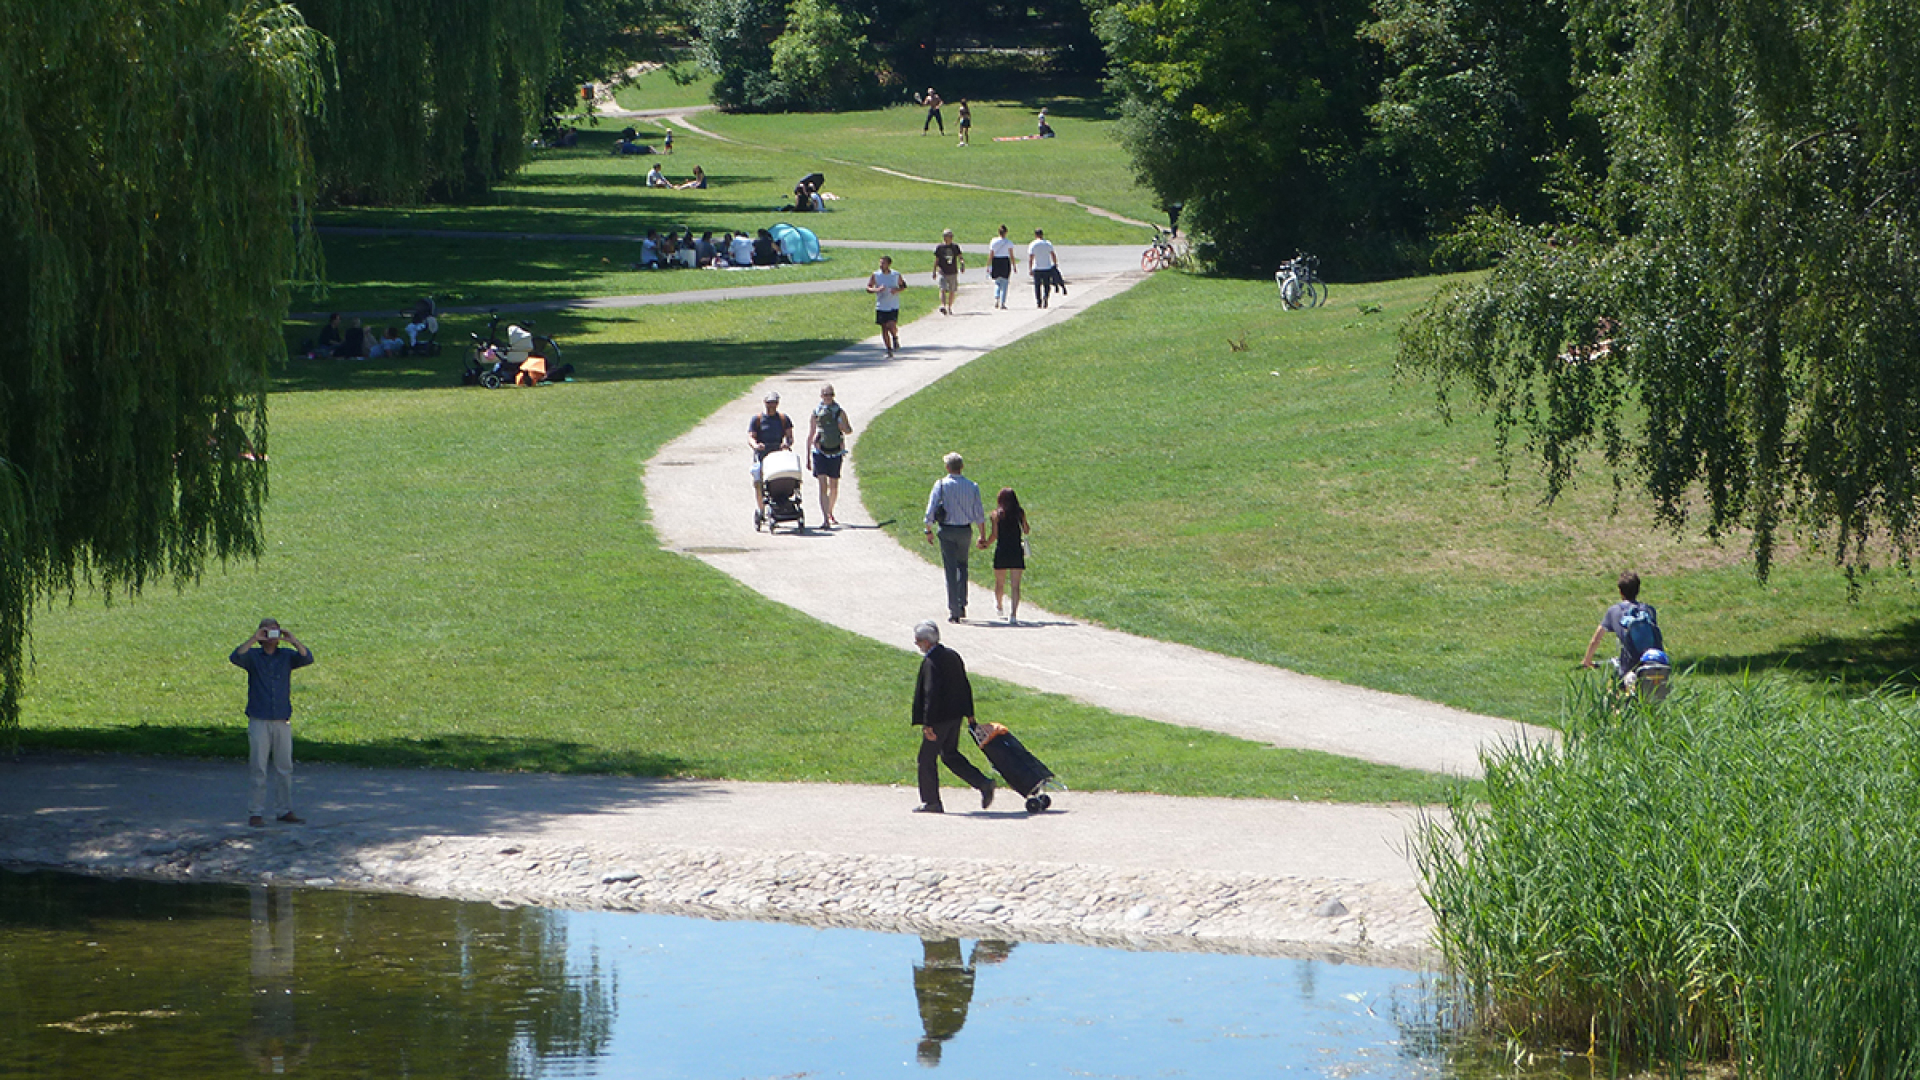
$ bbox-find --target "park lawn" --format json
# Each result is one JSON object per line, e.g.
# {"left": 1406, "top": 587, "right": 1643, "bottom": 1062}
{"left": 856, "top": 271, "right": 1920, "bottom": 724}
{"left": 608, "top": 63, "right": 716, "bottom": 112}
{"left": 695, "top": 97, "right": 1164, "bottom": 238}
{"left": 18, "top": 293, "right": 1457, "bottom": 806}
{"left": 315, "top": 107, "right": 1150, "bottom": 246}
{"left": 293, "top": 231, "right": 862, "bottom": 322}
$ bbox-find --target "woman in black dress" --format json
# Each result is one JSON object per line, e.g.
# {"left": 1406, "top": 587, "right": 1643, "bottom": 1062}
{"left": 979, "top": 487, "right": 1030, "bottom": 623}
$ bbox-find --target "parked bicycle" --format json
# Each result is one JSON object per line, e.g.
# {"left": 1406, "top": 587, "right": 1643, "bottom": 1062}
{"left": 1276, "top": 254, "right": 1326, "bottom": 309}
{"left": 1141, "top": 226, "right": 1179, "bottom": 272}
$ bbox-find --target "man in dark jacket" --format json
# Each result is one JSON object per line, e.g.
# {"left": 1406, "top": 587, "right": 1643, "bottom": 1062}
{"left": 910, "top": 621, "right": 996, "bottom": 813}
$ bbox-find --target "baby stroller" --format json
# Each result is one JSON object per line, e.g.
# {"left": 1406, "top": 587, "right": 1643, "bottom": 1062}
{"left": 755, "top": 448, "right": 806, "bottom": 532}
{"left": 462, "top": 314, "right": 571, "bottom": 388}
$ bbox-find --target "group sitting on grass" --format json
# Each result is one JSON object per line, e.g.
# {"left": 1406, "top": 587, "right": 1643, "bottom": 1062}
{"left": 633, "top": 227, "right": 785, "bottom": 270}
{"left": 301, "top": 315, "right": 410, "bottom": 360}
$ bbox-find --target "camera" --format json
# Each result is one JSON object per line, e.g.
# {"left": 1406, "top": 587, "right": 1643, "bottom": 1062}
{"left": 266, "top": 628, "right": 281, "bottom": 639}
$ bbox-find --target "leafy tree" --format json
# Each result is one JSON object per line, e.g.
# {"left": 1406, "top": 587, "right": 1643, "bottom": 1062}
{"left": 545, "top": 0, "right": 682, "bottom": 118}
{"left": 1361, "top": 0, "right": 1598, "bottom": 235}
{"left": 1399, "top": 0, "right": 1920, "bottom": 583}
{"left": 1091, "top": 0, "right": 1380, "bottom": 270}
{"left": 769, "top": 0, "right": 873, "bottom": 110}
{"left": 0, "top": 0, "right": 326, "bottom": 740}
{"left": 690, "top": 0, "right": 786, "bottom": 109}
{"left": 296, "top": 0, "right": 562, "bottom": 204}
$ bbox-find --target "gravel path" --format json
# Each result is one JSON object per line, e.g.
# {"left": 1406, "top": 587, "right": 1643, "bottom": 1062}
{"left": 3, "top": 239, "right": 1550, "bottom": 967}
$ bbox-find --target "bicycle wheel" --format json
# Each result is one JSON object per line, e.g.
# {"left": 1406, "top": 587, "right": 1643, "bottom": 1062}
{"left": 1278, "top": 274, "right": 1302, "bottom": 308}
{"left": 1142, "top": 247, "right": 1170, "bottom": 272}
{"left": 1304, "top": 279, "right": 1326, "bottom": 308}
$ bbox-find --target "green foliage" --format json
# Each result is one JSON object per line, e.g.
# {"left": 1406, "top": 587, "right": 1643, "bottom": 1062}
{"left": 768, "top": 0, "right": 875, "bottom": 110}
{"left": 1361, "top": 0, "right": 1598, "bottom": 235}
{"left": 1090, "top": 0, "right": 1382, "bottom": 271}
{"left": 547, "top": 0, "right": 680, "bottom": 117}
{"left": 297, "top": 0, "right": 563, "bottom": 204}
{"left": 1417, "top": 680, "right": 1920, "bottom": 1072}
{"left": 0, "top": 0, "right": 325, "bottom": 742}
{"left": 1399, "top": 0, "right": 1920, "bottom": 585}
{"left": 691, "top": 0, "right": 786, "bottom": 110}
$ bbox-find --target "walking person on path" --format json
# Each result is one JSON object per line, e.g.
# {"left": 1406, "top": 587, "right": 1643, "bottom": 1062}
{"left": 956, "top": 100, "right": 971, "bottom": 147}
{"left": 933, "top": 229, "right": 965, "bottom": 315}
{"left": 979, "top": 486, "right": 1031, "bottom": 623}
{"left": 230, "top": 618, "right": 314, "bottom": 828}
{"left": 924, "top": 453, "right": 988, "bottom": 623}
{"left": 1027, "top": 229, "right": 1062, "bottom": 309}
{"left": 868, "top": 255, "right": 906, "bottom": 356}
{"left": 909, "top": 620, "right": 996, "bottom": 814}
{"left": 808, "top": 383, "right": 854, "bottom": 528}
{"left": 987, "top": 225, "right": 1014, "bottom": 309}
{"left": 921, "top": 89, "right": 945, "bottom": 134}
{"left": 747, "top": 391, "right": 794, "bottom": 524}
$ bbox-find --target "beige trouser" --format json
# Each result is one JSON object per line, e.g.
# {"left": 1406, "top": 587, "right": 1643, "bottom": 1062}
{"left": 248, "top": 718, "right": 294, "bottom": 817}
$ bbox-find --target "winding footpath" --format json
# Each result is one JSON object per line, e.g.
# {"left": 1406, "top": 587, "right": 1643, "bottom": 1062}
{"left": 2, "top": 234, "right": 1553, "bottom": 966}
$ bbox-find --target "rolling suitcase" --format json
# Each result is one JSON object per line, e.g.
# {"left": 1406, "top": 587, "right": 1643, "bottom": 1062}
{"left": 969, "top": 720, "right": 1062, "bottom": 813}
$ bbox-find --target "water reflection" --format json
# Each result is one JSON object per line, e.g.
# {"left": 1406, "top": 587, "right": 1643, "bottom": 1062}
{"left": 0, "top": 868, "right": 1517, "bottom": 1078}
{"left": 240, "top": 886, "right": 310, "bottom": 1073}
{"left": 913, "top": 937, "right": 1014, "bottom": 1066}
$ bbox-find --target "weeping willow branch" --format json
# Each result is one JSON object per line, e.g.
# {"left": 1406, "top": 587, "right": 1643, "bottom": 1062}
{"left": 0, "top": 0, "right": 326, "bottom": 742}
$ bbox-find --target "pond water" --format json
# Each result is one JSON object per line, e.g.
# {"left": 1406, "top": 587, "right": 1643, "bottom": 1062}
{"left": 1, "top": 868, "right": 1506, "bottom": 1078}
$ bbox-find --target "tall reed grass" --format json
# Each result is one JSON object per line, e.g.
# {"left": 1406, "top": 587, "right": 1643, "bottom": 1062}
{"left": 1416, "top": 676, "right": 1920, "bottom": 1076}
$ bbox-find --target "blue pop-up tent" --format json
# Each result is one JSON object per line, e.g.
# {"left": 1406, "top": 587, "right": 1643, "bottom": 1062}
{"left": 769, "top": 223, "right": 821, "bottom": 263}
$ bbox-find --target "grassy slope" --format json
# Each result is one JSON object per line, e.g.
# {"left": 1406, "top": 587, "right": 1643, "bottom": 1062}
{"left": 23, "top": 292, "right": 1456, "bottom": 804}
{"left": 857, "top": 272, "right": 1920, "bottom": 724}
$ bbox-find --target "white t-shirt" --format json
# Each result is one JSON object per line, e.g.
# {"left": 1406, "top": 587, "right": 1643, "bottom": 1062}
{"left": 1027, "top": 238, "right": 1056, "bottom": 271}
{"left": 871, "top": 269, "right": 903, "bottom": 311}
{"left": 989, "top": 235, "right": 1014, "bottom": 259}
{"left": 730, "top": 235, "right": 754, "bottom": 264}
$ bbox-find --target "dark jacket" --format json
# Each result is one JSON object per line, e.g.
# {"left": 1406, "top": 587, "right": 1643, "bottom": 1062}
{"left": 912, "top": 643, "right": 973, "bottom": 726}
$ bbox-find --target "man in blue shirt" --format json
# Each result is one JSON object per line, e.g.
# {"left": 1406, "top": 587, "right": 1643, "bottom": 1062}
{"left": 924, "top": 452, "right": 988, "bottom": 622}
{"left": 230, "top": 618, "right": 315, "bottom": 827}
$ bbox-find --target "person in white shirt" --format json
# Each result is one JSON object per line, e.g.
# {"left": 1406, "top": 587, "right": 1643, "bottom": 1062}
{"left": 1026, "top": 229, "right": 1063, "bottom": 309}
{"left": 987, "top": 225, "right": 1015, "bottom": 309}
{"left": 868, "top": 255, "right": 906, "bottom": 357}
{"left": 730, "top": 231, "right": 755, "bottom": 266}
{"left": 646, "top": 163, "right": 671, "bottom": 188}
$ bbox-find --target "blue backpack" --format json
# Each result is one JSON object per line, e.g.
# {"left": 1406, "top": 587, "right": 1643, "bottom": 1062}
{"left": 1618, "top": 603, "right": 1663, "bottom": 663}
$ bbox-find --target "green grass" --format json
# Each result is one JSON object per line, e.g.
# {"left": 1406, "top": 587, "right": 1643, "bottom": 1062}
{"left": 1416, "top": 681, "right": 1920, "bottom": 1073}
{"left": 609, "top": 64, "right": 716, "bottom": 113}
{"left": 855, "top": 271, "right": 1920, "bottom": 724}
{"left": 21, "top": 292, "right": 1455, "bottom": 805}
{"left": 294, "top": 232, "right": 863, "bottom": 320}
{"left": 314, "top": 102, "right": 1155, "bottom": 245}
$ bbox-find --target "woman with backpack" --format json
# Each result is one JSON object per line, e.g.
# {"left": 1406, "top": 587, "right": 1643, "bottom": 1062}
{"left": 809, "top": 383, "right": 854, "bottom": 528}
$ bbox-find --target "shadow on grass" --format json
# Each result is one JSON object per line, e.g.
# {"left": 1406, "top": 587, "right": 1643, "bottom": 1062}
{"left": 272, "top": 330, "right": 871, "bottom": 394}
{"left": 1689, "top": 618, "right": 1920, "bottom": 693}
{"left": 18, "top": 727, "right": 698, "bottom": 778}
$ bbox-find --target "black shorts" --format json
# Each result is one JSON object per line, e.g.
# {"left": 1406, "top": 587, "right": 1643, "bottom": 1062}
{"left": 876, "top": 307, "right": 899, "bottom": 326}
{"left": 812, "top": 449, "right": 844, "bottom": 477}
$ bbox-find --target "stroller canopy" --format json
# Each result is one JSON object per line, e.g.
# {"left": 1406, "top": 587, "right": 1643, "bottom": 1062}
{"left": 769, "top": 223, "right": 821, "bottom": 263}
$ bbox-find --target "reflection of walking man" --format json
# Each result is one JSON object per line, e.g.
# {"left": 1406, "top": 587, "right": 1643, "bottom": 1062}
{"left": 913, "top": 937, "right": 1014, "bottom": 1066}
{"left": 231, "top": 618, "right": 314, "bottom": 828}
{"left": 910, "top": 620, "right": 995, "bottom": 814}
{"left": 923, "top": 453, "right": 988, "bottom": 622}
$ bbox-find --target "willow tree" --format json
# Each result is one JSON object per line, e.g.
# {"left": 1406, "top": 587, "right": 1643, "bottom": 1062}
{"left": 0, "top": 0, "right": 326, "bottom": 739}
{"left": 1399, "top": 0, "right": 1920, "bottom": 585}
{"left": 297, "top": 0, "right": 562, "bottom": 204}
